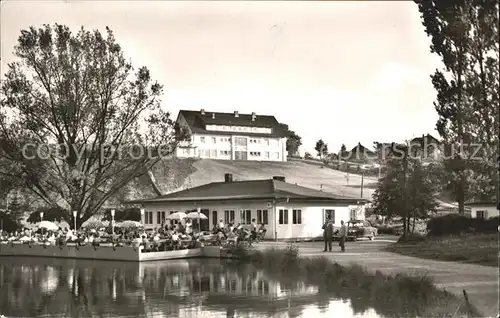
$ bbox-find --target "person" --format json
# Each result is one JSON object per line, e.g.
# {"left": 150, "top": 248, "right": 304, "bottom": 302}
{"left": 339, "top": 220, "right": 347, "bottom": 252}
{"left": 185, "top": 219, "right": 193, "bottom": 236}
{"left": 218, "top": 218, "right": 225, "bottom": 230}
{"left": 322, "top": 217, "right": 333, "bottom": 252}
{"left": 250, "top": 218, "right": 258, "bottom": 241}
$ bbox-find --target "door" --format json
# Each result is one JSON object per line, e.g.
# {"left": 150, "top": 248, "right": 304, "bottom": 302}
{"left": 235, "top": 151, "right": 248, "bottom": 160}
{"left": 277, "top": 208, "right": 290, "bottom": 239}
{"left": 200, "top": 209, "right": 210, "bottom": 231}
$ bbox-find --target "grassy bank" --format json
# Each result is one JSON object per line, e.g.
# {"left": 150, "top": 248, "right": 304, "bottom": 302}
{"left": 229, "top": 245, "right": 481, "bottom": 317}
{"left": 385, "top": 234, "right": 498, "bottom": 267}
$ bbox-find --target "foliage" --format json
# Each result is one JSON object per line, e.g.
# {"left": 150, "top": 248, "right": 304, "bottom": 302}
{"left": 427, "top": 214, "right": 499, "bottom": 236}
{"left": 240, "top": 247, "right": 479, "bottom": 317}
{"left": 0, "top": 211, "right": 21, "bottom": 233}
{"left": 279, "top": 123, "right": 302, "bottom": 156}
{"left": 101, "top": 207, "right": 141, "bottom": 222}
{"left": 304, "top": 152, "right": 313, "bottom": 160}
{"left": 0, "top": 24, "right": 187, "bottom": 229}
{"left": 372, "top": 157, "right": 440, "bottom": 230}
{"left": 3, "top": 191, "right": 27, "bottom": 224}
{"left": 415, "top": 0, "right": 499, "bottom": 214}
{"left": 114, "top": 220, "right": 142, "bottom": 229}
{"left": 81, "top": 219, "right": 109, "bottom": 231}
{"left": 27, "top": 205, "right": 67, "bottom": 223}
{"left": 314, "top": 139, "right": 328, "bottom": 159}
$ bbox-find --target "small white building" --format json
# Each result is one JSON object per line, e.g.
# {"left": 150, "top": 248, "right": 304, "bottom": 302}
{"left": 466, "top": 201, "right": 499, "bottom": 219}
{"left": 129, "top": 174, "right": 368, "bottom": 240}
{"left": 175, "top": 109, "right": 288, "bottom": 162}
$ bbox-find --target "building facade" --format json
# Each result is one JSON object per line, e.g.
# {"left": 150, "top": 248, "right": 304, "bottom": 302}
{"left": 466, "top": 202, "right": 498, "bottom": 219}
{"left": 175, "top": 109, "right": 288, "bottom": 162}
{"left": 129, "top": 174, "right": 368, "bottom": 240}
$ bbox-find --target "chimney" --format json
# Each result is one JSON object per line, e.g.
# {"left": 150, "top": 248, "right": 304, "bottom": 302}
{"left": 234, "top": 111, "right": 239, "bottom": 117}
{"left": 224, "top": 173, "right": 233, "bottom": 183}
{"left": 251, "top": 112, "right": 256, "bottom": 121}
{"left": 200, "top": 109, "right": 205, "bottom": 115}
{"left": 272, "top": 176, "right": 286, "bottom": 182}
{"left": 212, "top": 113, "right": 215, "bottom": 119}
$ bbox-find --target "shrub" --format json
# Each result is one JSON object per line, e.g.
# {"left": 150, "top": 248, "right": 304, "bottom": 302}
{"left": 426, "top": 214, "right": 471, "bottom": 236}
{"left": 427, "top": 215, "right": 499, "bottom": 236}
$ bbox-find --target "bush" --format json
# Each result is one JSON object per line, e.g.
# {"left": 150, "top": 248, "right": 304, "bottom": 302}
{"left": 427, "top": 215, "right": 499, "bottom": 237}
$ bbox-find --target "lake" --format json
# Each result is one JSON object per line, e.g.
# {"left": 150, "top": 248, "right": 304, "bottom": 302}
{"left": 0, "top": 257, "right": 383, "bottom": 318}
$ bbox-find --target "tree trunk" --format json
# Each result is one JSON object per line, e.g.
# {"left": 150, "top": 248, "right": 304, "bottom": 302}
{"left": 411, "top": 216, "right": 416, "bottom": 234}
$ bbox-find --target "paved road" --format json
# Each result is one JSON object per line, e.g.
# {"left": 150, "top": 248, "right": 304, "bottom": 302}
{"left": 256, "top": 237, "right": 499, "bottom": 317}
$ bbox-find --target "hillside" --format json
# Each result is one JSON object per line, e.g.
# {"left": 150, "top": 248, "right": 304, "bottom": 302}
{"left": 133, "top": 158, "right": 375, "bottom": 201}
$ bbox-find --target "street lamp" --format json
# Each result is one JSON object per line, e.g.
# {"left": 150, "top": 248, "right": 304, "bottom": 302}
{"left": 72, "top": 211, "right": 77, "bottom": 231}
{"left": 40, "top": 211, "right": 44, "bottom": 235}
{"left": 111, "top": 209, "right": 115, "bottom": 235}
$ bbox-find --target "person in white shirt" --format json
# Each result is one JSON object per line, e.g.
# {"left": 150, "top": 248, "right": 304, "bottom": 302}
{"left": 218, "top": 219, "right": 224, "bottom": 230}
{"left": 185, "top": 220, "right": 193, "bottom": 235}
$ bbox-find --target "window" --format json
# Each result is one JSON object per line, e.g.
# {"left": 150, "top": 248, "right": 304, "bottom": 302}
{"left": 240, "top": 209, "right": 251, "bottom": 224}
{"left": 350, "top": 208, "right": 356, "bottom": 220}
{"left": 161, "top": 211, "right": 166, "bottom": 222}
{"left": 293, "top": 209, "right": 302, "bottom": 224}
{"left": 257, "top": 210, "right": 269, "bottom": 225}
{"left": 210, "top": 149, "right": 217, "bottom": 158}
{"left": 145, "top": 211, "right": 153, "bottom": 224}
{"left": 476, "top": 210, "right": 487, "bottom": 219}
{"left": 264, "top": 139, "right": 270, "bottom": 146}
{"left": 324, "top": 209, "right": 335, "bottom": 224}
{"left": 220, "top": 150, "right": 230, "bottom": 156}
{"left": 157, "top": 211, "right": 161, "bottom": 224}
{"left": 211, "top": 137, "right": 217, "bottom": 143}
{"left": 274, "top": 152, "right": 280, "bottom": 159}
{"left": 279, "top": 209, "right": 288, "bottom": 224}
{"left": 224, "top": 210, "right": 235, "bottom": 224}
{"left": 212, "top": 211, "right": 218, "bottom": 227}
{"left": 235, "top": 137, "right": 247, "bottom": 146}
{"left": 200, "top": 136, "right": 205, "bottom": 143}
{"left": 182, "top": 148, "right": 190, "bottom": 155}
{"left": 264, "top": 152, "right": 269, "bottom": 158}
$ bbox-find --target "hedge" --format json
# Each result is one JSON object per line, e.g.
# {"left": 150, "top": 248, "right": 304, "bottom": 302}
{"left": 426, "top": 214, "right": 499, "bottom": 236}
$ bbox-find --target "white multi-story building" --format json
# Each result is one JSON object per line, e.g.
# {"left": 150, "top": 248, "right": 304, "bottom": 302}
{"left": 175, "top": 109, "right": 288, "bottom": 162}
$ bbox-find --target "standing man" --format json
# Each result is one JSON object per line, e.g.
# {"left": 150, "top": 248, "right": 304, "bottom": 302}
{"left": 339, "top": 220, "right": 347, "bottom": 252}
{"left": 322, "top": 217, "right": 333, "bottom": 252}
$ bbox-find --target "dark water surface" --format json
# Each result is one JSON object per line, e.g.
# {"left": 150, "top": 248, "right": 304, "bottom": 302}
{"left": 0, "top": 257, "right": 382, "bottom": 318}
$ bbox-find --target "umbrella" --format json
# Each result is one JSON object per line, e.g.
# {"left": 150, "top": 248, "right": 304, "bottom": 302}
{"left": 38, "top": 221, "right": 59, "bottom": 231}
{"left": 185, "top": 210, "right": 207, "bottom": 232}
{"left": 186, "top": 212, "right": 208, "bottom": 220}
{"left": 166, "top": 212, "right": 187, "bottom": 220}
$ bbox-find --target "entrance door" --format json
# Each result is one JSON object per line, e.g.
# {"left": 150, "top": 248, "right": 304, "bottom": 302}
{"left": 200, "top": 209, "right": 210, "bottom": 231}
{"left": 235, "top": 151, "right": 247, "bottom": 160}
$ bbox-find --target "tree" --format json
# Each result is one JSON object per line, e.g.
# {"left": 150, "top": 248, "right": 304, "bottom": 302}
{"left": 0, "top": 24, "right": 187, "bottom": 229}
{"left": 279, "top": 123, "right": 302, "bottom": 156}
{"left": 315, "top": 139, "right": 328, "bottom": 159}
{"left": 372, "top": 156, "right": 439, "bottom": 234}
{"left": 416, "top": 0, "right": 499, "bottom": 214}
{"left": 5, "top": 191, "right": 25, "bottom": 224}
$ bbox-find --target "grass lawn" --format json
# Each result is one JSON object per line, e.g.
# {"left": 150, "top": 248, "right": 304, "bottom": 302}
{"left": 385, "top": 234, "right": 499, "bottom": 267}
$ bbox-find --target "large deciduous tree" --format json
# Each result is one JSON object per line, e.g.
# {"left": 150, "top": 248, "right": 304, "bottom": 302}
{"left": 416, "top": 0, "right": 499, "bottom": 214}
{"left": 0, "top": 24, "right": 186, "bottom": 229}
{"left": 279, "top": 123, "right": 302, "bottom": 156}
{"left": 315, "top": 139, "right": 328, "bottom": 159}
{"left": 372, "top": 155, "right": 439, "bottom": 234}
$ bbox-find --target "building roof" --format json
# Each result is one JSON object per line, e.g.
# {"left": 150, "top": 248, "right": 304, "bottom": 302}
{"left": 177, "top": 110, "right": 288, "bottom": 138}
{"left": 465, "top": 201, "right": 497, "bottom": 207}
{"left": 127, "top": 178, "right": 368, "bottom": 204}
{"left": 410, "top": 134, "right": 441, "bottom": 145}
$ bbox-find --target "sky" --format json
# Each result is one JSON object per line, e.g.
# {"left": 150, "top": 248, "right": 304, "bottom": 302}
{"left": 1, "top": 0, "right": 442, "bottom": 156}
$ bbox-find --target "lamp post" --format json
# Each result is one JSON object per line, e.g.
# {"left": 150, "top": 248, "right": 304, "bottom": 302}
{"left": 111, "top": 209, "right": 115, "bottom": 235}
{"left": 140, "top": 208, "right": 145, "bottom": 225}
{"left": 72, "top": 211, "right": 77, "bottom": 231}
{"left": 40, "top": 212, "right": 44, "bottom": 235}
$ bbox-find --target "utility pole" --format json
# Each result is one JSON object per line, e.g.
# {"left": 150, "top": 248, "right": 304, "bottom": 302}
{"left": 360, "top": 172, "right": 364, "bottom": 198}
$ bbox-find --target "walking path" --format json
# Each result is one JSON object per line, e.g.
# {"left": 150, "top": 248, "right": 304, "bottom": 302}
{"left": 256, "top": 240, "right": 499, "bottom": 317}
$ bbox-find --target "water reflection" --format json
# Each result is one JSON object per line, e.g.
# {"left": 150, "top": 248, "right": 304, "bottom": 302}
{"left": 0, "top": 257, "right": 381, "bottom": 318}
